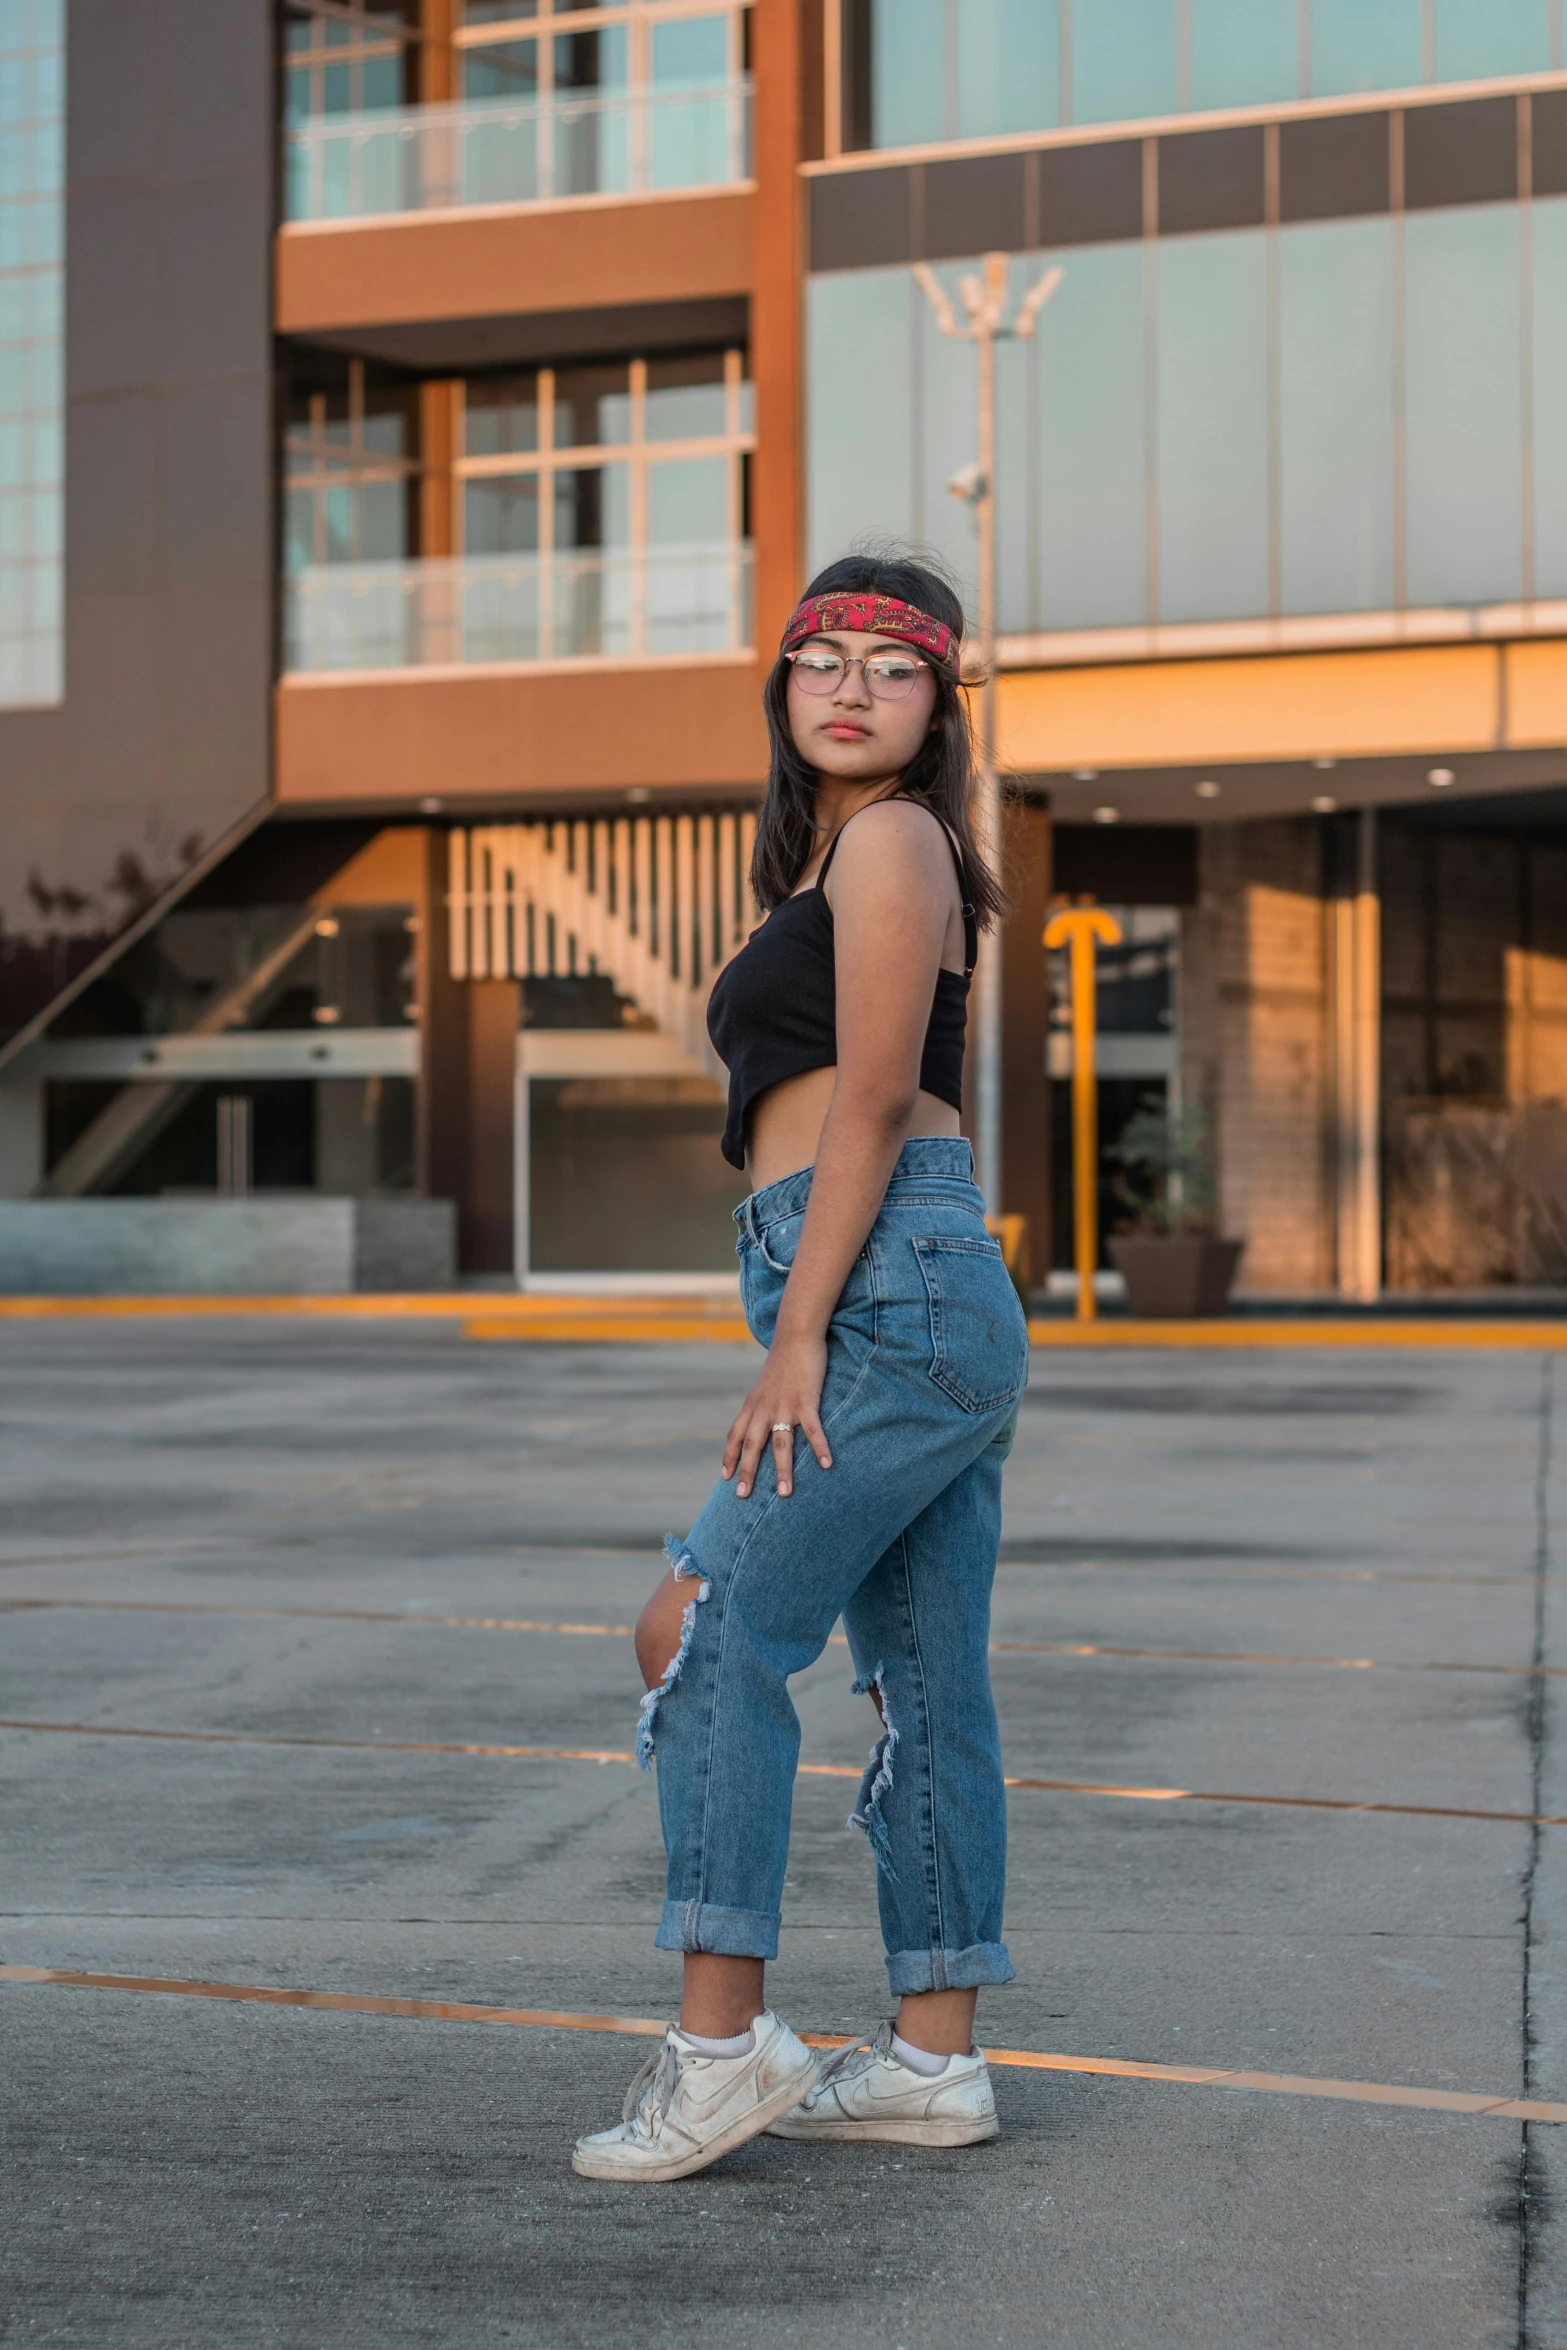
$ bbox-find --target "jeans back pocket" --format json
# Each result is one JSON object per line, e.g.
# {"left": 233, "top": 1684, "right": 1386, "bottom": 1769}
{"left": 914, "top": 1235, "right": 1030, "bottom": 1415}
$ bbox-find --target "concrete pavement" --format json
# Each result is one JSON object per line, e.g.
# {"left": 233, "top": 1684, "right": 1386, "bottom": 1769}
{"left": 0, "top": 1319, "right": 1561, "bottom": 2346}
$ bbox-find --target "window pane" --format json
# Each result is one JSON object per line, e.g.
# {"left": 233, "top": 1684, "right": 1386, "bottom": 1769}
{"left": 1023, "top": 239, "right": 1148, "bottom": 631}
{"left": 1310, "top": 0, "right": 1422, "bottom": 97}
{"left": 1190, "top": 0, "right": 1298, "bottom": 111}
{"left": 553, "top": 26, "right": 627, "bottom": 93}
{"left": 285, "top": 485, "right": 318, "bottom": 572}
{"left": 1405, "top": 205, "right": 1523, "bottom": 605}
{"left": 1156, "top": 228, "right": 1269, "bottom": 622}
{"left": 465, "top": 373, "right": 539, "bottom": 456}
{"left": 806, "top": 268, "right": 916, "bottom": 577}
{"left": 1534, "top": 198, "right": 1567, "bottom": 598}
{"left": 650, "top": 14, "right": 729, "bottom": 86}
{"left": 647, "top": 455, "right": 729, "bottom": 544}
{"left": 870, "top": 0, "right": 945, "bottom": 148}
{"left": 1435, "top": 0, "right": 1551, "bottom": 80}
{"left": 957, "top": 0, "right": 1060, "bottom": 140}
{"left": 554, "top": 462, "right": 630, "bottom": 549}
{"left": 553, "top": 363, "right": 630, "bottom": 449}
{"left": 461, "top": 37, "right": 537, "bottom": 100}
{"left": 359, "top": 54, "right": 402, "bottom": 109}
{"left": 462, "top": 0, "right": 537, "bottom": 16}
{"left": 649, "top": 16, "right": 737, "bottom": 187}
{"left": 464, "top": 474, "right": 540, "bottom": 554}
{"left": 645, "top": 353, "right": 726, "bottom": 441}
{"left": 553, "top": 29, "right": 629, "bottom": 194}
{"left": 357, "top": 480, "right": 407, "bottom": 562}
{"left": 1073, "top": 0, "right": 1178, "bottom": 127}
{"left": 1279, "top": 216, "right": 1395, "bottom": 614}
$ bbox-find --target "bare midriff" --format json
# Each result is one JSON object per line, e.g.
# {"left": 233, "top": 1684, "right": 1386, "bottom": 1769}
{"left": 745, "top": 1067, "right": 962, "bottom": 1194}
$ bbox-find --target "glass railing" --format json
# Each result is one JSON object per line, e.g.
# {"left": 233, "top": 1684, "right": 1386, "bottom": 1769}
{"left": 285, "top": 80, "right": 753, "bottom": 222}
{"left": 284, "top": 543, "right": 754, "bottom": 671}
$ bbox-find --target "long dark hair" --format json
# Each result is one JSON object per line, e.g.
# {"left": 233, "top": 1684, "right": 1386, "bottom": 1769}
{"left": 751, "top": 551, "right": 1007, "bottom": 925}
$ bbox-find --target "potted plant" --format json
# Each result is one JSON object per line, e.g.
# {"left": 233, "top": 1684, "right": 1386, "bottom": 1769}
{"left": 1105, "top": 1097, "right": 1243, "bottom": 1316}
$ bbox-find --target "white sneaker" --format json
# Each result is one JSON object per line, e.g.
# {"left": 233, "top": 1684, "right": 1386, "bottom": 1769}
{"left": 767, "top": 2021, "right": 999, "bottom": 2147}
{"left": 573, "top": 2010, "right": 819, "bottom": 2182}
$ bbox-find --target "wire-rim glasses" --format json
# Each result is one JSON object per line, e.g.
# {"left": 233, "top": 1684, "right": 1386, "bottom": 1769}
{"left": 785, "top": 648, "right": 931, "bottom": 702}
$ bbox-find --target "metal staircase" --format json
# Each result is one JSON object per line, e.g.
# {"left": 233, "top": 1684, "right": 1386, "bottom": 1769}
{"left": 447, "top": 814, "right": 759, "bottom": 1079}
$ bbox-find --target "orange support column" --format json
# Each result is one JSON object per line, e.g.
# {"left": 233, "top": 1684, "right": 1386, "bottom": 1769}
{"left": 751, "top": 0, "right": 817, "bottom": 651}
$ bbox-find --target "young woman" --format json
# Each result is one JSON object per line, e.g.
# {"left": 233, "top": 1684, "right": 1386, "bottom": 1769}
{"left": 573, "top": 554, "right": 1029, "bottom": 2183}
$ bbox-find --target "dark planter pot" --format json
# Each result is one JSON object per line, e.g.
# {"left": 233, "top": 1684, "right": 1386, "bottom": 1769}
{"left": 1107, "top": 1234, "right": 1244, "bottom": 1317}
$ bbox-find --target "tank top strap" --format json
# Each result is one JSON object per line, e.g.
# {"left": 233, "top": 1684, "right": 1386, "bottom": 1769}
{"left": 814, "top": 797, "right": 978, "bottom": 977}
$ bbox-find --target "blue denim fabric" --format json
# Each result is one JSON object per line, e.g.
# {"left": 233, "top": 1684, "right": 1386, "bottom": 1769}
{"left": 642, "top": 1137, "right": 1028, "bottom": 1996}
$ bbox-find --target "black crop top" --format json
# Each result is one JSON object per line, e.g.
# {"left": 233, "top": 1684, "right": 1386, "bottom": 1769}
{"left": 705, "top": 801, "right": 977, "bottom": 1170}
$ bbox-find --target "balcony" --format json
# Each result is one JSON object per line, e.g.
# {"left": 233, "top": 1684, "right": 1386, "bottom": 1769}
{"left": 285, "top": 80, "right": 753, "bottom": 225}
{"left": 284, "top": 542, "right": 754, "bottom": 674}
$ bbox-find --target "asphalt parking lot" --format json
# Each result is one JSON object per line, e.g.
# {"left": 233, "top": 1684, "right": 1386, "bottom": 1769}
{"left": 4, "top": 1318, "right": 1567, "bottom": 2347}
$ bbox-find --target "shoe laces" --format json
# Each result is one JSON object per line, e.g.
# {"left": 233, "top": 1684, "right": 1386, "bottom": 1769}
{"left": 814, "top": 2020, "right": 895, "bottom": 2091}
{"left": 622, "top": 2039, "right": 681, "bottom": 2139}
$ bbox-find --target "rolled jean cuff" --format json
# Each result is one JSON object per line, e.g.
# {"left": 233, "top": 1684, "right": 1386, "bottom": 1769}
{"left": 885, "top": 1940, "right": 1016, "bottom": 1995}
{"left": 656, "top": 1899, "right": 780, "bottom": 1960}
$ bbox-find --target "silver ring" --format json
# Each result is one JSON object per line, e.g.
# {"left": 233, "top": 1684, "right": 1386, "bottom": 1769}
{"left": 771, "top": 1421, "right": 794, "bottom": 1434}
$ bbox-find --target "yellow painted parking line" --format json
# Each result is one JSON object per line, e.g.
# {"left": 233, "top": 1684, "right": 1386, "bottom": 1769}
{"left": 4, "top": 1289, "right": 1567, "bottom": 1346}
{"left": 0, "top": 1716, "right": 1556, "bottom": 1829}
{"left": 1027, "top": 1318, "right": 1567, "bottom": 1348}
{"left": 0, "top": 1965, "right": 1558, "bottom": 2125}
{"left": 464, "top": 1315, "right": 753, "bottom": 1343}
{"left": 6, "top": 1595, "right": 1562, "bottom": 1683}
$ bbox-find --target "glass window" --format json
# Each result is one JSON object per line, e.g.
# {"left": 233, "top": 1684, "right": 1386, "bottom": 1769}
{"left": 650, "top": 14, "right": 739, "bottom": 188}
{"left": 645, "top": 353, "right": 726, "bottom": 441}
{"left": 1024, "top": 240, "right": 1148, "bottom": 632}
{"left": 1278, "top": 217, "right": 1395, "bottom": 615}
{"left": 806, "top": 270, "right": 917, "bottom": 577}
{"left": 461, "top": 36, "right": 538, "bottom": 99}
{"left": 1435, "top": 0, "right": 1552, "bottom": 82}
{"left": 283, "top": 3, "right": 414, "bottom": 120}
{"left": 870, "top": 0, "right": 946, "bottom": 149}
{"left": 464, "top": 372, "right": 540, "bottom": 456}
{"left": 1156, "top": 229, "right": 1269, "bottom": 623}
{"left": 1310, "top": 0, "right": 1423, "bottom": 98}
{"left": 1189, "top": 0, "right": 1298, "bottom": 112}
{"left": 1404, "top": 204, "right": 1523, "bottom": 606}
{"left": 957, "top": 0, "right": 1060, "bottom": 140}
{"left": 647, "top": 455, "right": 728, "bottom": 544}
{"left": 553, "top": 24, "right": 627, "bottom": 94}
{"left": 554, "top": 461, "right": 630, "bottom": 550}
{"left": 0, "top": 0, "right": 62, "bottom": 710}
{"left": 553, "top": 363, "right": 631, "bottom": 449}
{"left": 1073, "top": 0, "right": 1178, "bottom": 128}
{"left": 464, "top": 474, "right": 540, "bottom": 554}
{"left": 1533, "top": 198, "right": 1567, "bottom": 599}
{"left": 283, "top": 359, "right": 417, "bottom": 569}
{"left": 651, "top": 14, "right": 728, "bottom": 86}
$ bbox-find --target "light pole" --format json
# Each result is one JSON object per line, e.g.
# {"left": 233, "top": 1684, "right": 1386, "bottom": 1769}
{"left": 914, "top": 250, "right": 1062, "bottom": 1215}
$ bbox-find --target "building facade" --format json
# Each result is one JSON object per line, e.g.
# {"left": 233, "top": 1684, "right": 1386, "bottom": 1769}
{"left": 3, "top": 0, "right": 1567, "bottom": 1295}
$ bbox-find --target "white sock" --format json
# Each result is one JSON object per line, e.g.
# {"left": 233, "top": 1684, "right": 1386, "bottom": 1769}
{"left": 891, "top": 2031, "right": 950, "bottom": 2077}
{"left": 674, "top": 2023, "right": 755, "bottom": 2058}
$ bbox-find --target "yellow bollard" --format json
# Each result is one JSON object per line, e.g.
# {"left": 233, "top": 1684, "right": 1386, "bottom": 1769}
{"left": 1043, "top": 906, "right": 1124, "bottom": 1323}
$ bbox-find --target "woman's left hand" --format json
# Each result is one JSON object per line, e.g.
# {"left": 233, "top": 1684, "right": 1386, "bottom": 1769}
{"left": 722, "top": 1329, "right": 833, "bottom": 1499}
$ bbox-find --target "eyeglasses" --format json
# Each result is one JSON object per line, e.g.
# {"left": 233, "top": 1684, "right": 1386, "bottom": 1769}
{"left": 785, "top": 648, "right": 931, "bottom": 701}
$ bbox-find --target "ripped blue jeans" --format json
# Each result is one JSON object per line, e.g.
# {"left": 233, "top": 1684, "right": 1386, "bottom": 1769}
{"left": 640, "top": 1137, "right": 1028, "bottom": 1997}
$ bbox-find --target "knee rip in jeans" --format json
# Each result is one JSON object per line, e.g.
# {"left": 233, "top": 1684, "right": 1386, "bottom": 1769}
{"left": 634, "top": 1536, "right": 711, "bottom": 1770}
{"left": 848, "top": 1663, "right": 899, "bottom": 1879}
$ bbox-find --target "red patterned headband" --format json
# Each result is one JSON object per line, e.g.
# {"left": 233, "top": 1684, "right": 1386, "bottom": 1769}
{"left": 781, "top": 592, "right": 959, "bottom": 672}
